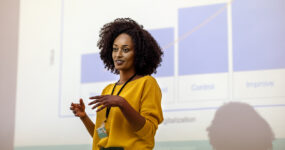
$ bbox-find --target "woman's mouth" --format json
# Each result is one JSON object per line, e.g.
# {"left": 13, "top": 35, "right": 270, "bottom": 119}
{"left": 115, "top": 60, "right": 124, "bottom": 65}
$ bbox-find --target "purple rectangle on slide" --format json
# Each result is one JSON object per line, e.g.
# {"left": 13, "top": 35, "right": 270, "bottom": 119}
{"left": 149, "top": 28, "right": 174, "bottom": 77}
{"left": 81, "top": 53, "right": 117, "bottom": 83}
{"left": 232, "top": 0, "right": 285, "bottom": 71}
{"left": 178, "top": 4, "right": 228, "bottom": 75}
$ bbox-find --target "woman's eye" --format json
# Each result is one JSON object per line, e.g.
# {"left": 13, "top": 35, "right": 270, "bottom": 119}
{"left": 113, "top": 48, "right": 118, "bottom": 51}
{"left": 123, "top": 48, "right": 129, "bottom": 52}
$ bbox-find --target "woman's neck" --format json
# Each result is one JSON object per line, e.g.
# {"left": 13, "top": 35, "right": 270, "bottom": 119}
{"left": 118, "top": 70, "right": 136, "bottom": 85}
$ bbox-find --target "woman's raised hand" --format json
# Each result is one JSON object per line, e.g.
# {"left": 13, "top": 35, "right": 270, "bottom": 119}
{"left": 70, "top": 98, "right": 87, "bottom": 118}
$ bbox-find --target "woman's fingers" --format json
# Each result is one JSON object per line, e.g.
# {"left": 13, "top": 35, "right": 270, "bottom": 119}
{"left": 88, "top": 96, "right": 107, "bottom": 105}
{"left": 71, "top": 107, "right": 80, "bottom": 113}
{"left": 79, "top": 98, "right": 85, "bottom": 107}
{"left": 93, "top": 99, "right": 114, "bottom": 111}
{"left": 71, "top": 106, "right": 77, "bottom": 114}
{"left": 96, "top": 105, "right": 106, "bottom": 112}
{"left": 91, "top": 102, "right": 103, "bottom": 110}
{"left": 71, "top": 103, "right": 80, "bottom": 108}
{"left": 88, "top": 100, "right": 98, "bottom": 105}
{"left": 70, "top": 105, "right": 81, "bottom": 110}
{"left": 89, "top": 95, "right": 104, "bottom": 99}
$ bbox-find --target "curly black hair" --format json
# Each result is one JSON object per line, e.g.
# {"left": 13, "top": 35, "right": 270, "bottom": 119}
{"left": 97, "top": 18, "right": 163, "bottom": 75}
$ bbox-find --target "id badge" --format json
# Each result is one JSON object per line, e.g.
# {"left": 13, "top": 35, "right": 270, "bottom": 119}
{"left": 97, "top": 122, "right": 108, "bottom": 139}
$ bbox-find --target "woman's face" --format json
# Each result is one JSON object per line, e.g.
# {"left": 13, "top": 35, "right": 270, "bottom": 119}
{"left": 112, "top": 33, "right": 135, "bottom": 73}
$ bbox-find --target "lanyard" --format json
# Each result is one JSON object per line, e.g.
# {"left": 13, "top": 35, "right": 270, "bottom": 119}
{"left": 105, "top": 73, "right": 137, "bottom": 120}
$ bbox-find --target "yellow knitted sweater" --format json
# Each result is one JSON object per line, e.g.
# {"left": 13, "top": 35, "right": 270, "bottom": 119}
{"left": 92, "top": 75, "right": 163, "bottom": 150}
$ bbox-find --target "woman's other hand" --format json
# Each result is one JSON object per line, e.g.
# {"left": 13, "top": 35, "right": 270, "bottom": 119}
{"left": 88, "top": 95, "right": 125, "bottom": 112}
{"left": 70, "top": 98, "right": 86, "bottom": 118}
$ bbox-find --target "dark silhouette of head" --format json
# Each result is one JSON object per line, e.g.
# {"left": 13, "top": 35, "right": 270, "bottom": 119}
{"left": 207, "top": 102, "right": 275, "bottom": 150}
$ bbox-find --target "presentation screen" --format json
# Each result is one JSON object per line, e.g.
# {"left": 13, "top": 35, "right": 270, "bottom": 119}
{"left": 15, "top": 0, "right": 285, "bottom": 149}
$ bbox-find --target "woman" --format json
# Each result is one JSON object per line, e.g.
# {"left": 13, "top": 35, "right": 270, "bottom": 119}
{"left": 70, "top": 18, "right": 164, "bottom": 150}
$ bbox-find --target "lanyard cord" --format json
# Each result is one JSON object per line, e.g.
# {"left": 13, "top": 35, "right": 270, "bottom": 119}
{"left": 105, "top": 73, "right": 137, "bottom": 119}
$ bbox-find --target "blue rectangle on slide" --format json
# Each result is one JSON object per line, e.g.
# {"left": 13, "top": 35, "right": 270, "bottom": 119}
{"left": 178, "top": 4, "right": 228, "bottom": 75}
{"left": 232, "top": 0, "right": 285, "bottom": 71}
{"left": 81, "top": 53, "right": 117, "bottom": 83}
{"left": 149, "top": 28, "right": 174, "bottom": 77}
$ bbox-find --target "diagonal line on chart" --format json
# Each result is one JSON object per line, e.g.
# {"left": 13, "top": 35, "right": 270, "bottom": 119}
{"left": 162, "top": 0, "right": 234, "bottom": 51}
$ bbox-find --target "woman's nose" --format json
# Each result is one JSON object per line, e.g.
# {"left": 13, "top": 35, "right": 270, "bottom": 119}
{"left": 115, "top": 49, "right": 123, "bottom": 57}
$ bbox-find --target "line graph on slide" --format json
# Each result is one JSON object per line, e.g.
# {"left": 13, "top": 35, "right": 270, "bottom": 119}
{"left": 58, "top": 0, "right": 285, "bottom": 117}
